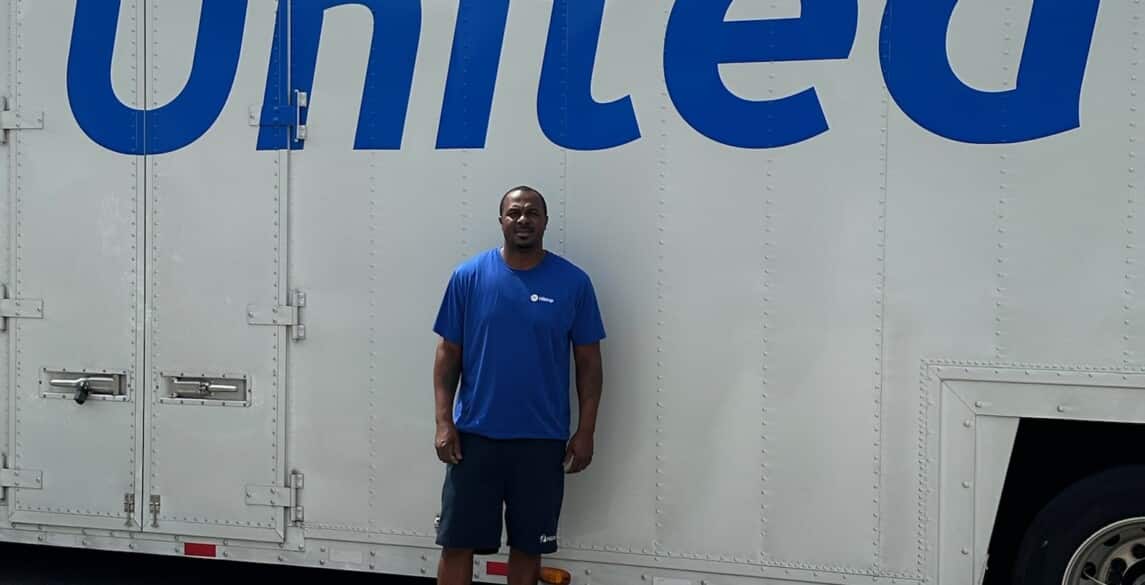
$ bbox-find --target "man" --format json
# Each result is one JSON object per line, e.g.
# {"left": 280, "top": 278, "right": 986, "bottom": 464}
{"left": 432, "top": 185, "right": 606, "bottom": 585}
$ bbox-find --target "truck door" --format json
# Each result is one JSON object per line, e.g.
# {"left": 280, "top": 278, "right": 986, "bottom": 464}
{"left": 138, "top": 0, "right": 293, "bottom": 542}
{"left": 5, "top": 0, "right": 147, "bottom": 531}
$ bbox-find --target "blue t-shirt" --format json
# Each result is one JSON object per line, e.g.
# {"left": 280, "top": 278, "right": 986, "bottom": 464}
{"left": 433, "top": 248, "right": 606, "bottom": 440}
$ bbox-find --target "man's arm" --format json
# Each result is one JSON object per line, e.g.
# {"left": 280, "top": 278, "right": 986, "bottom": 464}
{"left": 433, "top": 337, "right": 463, "bottom": 464}
{"left": 565, "top": 342, "right": 603, "bottom": 473}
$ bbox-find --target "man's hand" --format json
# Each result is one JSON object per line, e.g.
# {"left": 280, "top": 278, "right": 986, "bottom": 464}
{"left": 435, "top": 421, "right": 462, "bottom": 465}
{"left": 563, "top": 430, "right": 594, "bottom": 473}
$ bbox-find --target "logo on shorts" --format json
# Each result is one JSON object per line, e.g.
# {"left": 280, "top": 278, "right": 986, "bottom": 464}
{"left": 530, "top": 294, "right": 555, "bottom": 304}
{"left": 539, "top": 534, "right": 558, "bottom": 544}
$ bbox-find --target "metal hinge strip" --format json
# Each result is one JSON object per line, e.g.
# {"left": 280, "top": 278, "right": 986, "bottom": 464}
{"left": 247, "top": 290, "right": 306, "bottom": 340}
{"left": 0, "top": 468, "right": 42, "bottom": 489}
{"left": 245, "top": 470, "right": 304, "bottom": 524}
{"left": 0, "top": 96, "right": 43, "bottom": 143}
{"left": 0, "top": 284, "right": 43, "bottom": 332}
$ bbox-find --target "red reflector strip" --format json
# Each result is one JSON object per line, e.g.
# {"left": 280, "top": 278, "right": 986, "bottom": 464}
{"left": 486, "top": 561, "right": 509, "bottom": 576}
{"left": 183, "top": 543, "right": 217, "bottom": 558}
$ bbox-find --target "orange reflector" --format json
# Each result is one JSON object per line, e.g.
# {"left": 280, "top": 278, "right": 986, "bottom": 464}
{"left": 183, "top": 542, "right": 217, "bottom": 558}
{"left": 540, "top": 567, "right": 572, "bottom": 585}
{"left": 485, "top": 561, "right": 570, "bottom": 584}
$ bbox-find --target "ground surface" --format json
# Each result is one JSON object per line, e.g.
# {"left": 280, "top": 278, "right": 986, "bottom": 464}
{"left": 0, "top": 541, "right": 433, "bottom": 584}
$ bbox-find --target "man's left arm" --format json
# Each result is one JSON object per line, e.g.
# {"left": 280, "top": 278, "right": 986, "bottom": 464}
{"left": 565, "top": 342, "right": 603, "bottom": 474}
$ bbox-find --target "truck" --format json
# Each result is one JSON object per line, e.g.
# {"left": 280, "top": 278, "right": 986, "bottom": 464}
{"left": 0, "top": 0, "right": 1137, "bottom": 583}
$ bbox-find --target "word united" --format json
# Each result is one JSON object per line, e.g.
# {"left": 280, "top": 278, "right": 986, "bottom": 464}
{"left": 65, "top": 0, "right": 1099, "bottom": 155}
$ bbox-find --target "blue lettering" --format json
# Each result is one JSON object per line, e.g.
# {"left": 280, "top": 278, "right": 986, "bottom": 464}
{"left": 68, "top": 0, "right": 246, "bottom": 155}
{"left": 663, "top": 0, "right": 858, "bottom": 149}
{"left": 63, "top": 2, "right": 1102, "bottom": 154}
{"left": 537, "top": 0, "right": 641, "bottom": 151}
{"left": 880, "top": 0, "right": 1099, "bottom": 144}
{"left": 257, "top": 0, "right": 421, "bottom": 151}
{"left": 436, "top": 0, "right": 509, "bottom": 149}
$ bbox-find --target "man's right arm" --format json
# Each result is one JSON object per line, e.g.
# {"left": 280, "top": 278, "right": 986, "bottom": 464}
{"left": 433, "top": 337, "right": 463, "bottom": 464}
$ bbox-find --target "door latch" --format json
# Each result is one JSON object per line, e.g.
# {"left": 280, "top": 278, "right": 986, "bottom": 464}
{"left": 49, "top": 375, "right": 120, "bottom": 405}
{"left": 149, "top": 495, "right": 161, "bottom": 528}
{"left": 171, "top": 378, "right": 239, "bottom": 398}
{"left": 124, "top": 493, "right": 136, "bottom": 527}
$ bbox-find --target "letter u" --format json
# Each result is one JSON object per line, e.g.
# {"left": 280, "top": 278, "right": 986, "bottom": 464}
{"left": 68, "top": 0, "right": 247, "bottom": 155}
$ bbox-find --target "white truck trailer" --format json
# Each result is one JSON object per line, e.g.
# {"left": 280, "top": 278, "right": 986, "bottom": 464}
{"left": 0, "top": 0, "right": 1139, "bottom": 583}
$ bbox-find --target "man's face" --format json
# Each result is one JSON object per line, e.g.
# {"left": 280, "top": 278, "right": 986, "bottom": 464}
{"left": 500, "top": 190, "right": 547, "bottom": 250}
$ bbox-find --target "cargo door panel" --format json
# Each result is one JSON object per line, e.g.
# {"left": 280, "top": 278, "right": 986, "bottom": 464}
{"left": 5, "top": 1, "right": 147, "bottom": 531}
{"left": 139, "top": 0, "right": 290, "bottom": 542}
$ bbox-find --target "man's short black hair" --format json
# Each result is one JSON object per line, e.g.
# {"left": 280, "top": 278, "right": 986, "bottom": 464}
{"left": 499, "top": 185, "right": 548, "bottom": 217}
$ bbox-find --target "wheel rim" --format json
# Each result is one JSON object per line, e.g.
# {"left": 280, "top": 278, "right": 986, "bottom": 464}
{"left": 1064, "top": 517, "right": 1145, "bottom": 585}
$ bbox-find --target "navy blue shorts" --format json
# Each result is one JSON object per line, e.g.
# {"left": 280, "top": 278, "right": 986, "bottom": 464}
{"left": 435, "top": 432, "right": 566, "bottom": 556}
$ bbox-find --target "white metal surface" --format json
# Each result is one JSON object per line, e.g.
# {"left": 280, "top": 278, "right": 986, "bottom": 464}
{"left": 142, "top": 0, "right": 288, "bottom": 542}
{"left": 6, "top": 0, "right": 144, "bottom": 532}
{"left": 0, "top": 1, "right": 1142, "bottom": 584}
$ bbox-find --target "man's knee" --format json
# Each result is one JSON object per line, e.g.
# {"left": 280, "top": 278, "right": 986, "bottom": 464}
{"left": 441, "top": 548, "right": 475, "bottom": 562}
{"left": 509, "top": 547, "right": 542, "bottom": 565}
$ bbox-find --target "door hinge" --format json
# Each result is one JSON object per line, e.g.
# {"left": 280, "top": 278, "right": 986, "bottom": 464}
{"left": 247, "top": 289, "right": 306, "bottom": 340}
{"left": 245, "top": 470, "right": 304, "bottom": 525}
{"left": 0, "top": 96, "right": 43, "bottom": 144}
{"left": 124, "top": 493, "right": 136, "bottom": 527}
{"left": 0, "top": 467, "right": 42, "bottom": 489}
{"left": 149, "top": 495, "right": 161, "bottom": 528}
{"left": 0, "top": 455, "right": 41, "bottom": 502}
{"left": 0, "top": 284, "right": 43, "bottom": 332}
{"left": 250, "top": 90, "right": 307, "bottom": 142}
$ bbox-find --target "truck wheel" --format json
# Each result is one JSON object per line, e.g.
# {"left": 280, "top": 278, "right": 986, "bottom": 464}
{"left": 1012, "top": 465, "right": 1145, "bottom": 584}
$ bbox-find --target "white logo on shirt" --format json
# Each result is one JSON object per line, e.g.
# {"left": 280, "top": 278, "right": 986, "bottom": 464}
{"left": 530, "top": 294, "right": 555, "bottom": 304}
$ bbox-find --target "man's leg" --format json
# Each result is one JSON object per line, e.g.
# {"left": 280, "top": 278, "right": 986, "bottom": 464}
{"left": 435, "top": 433, "right": 504, "bottom": 585}
{"left": 504, "top": 438, "right": 567, "bottom": 582}
{"left": 439, "top": 548, "right": 475, "bottom": 585}
{"left": 508, "top": 547, "right": 541, "bottom": 585}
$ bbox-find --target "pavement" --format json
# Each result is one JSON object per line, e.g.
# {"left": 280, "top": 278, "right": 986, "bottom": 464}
{"left": 0, "top": 542, "right": 433, "bottom": 584}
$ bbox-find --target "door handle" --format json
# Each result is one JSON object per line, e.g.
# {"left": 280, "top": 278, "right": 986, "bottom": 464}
{"left": 171, "top": 378, "right": 238, "bottom": 398}
{"left": 49, "top": 376, "right": 116, "bottom": 405}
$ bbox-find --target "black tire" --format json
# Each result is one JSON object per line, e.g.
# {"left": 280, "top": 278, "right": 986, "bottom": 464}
{"left": 1012, "top": 464, "right": 1145, "bottom": 584}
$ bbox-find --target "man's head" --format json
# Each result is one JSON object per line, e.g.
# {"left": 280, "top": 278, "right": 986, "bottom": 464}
{"left": 499, "top": 186, "right": 548, "bottom": 251}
